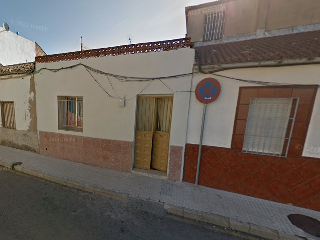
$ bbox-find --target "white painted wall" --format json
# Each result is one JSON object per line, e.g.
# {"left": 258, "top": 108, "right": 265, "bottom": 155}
{"left": 0, "top": 75, "right": 33, "bottom": 130}
{"left": 35, "top": 48, "right": 195, "bottom": 147}
{"left": 186, "top": 64, "right": 320, "bottom": 158}
{"left": 303, "top": 90, "right": 320, "bottom": 158}
{"left": 0, "top": 26, "right": 36, "bottom": 66}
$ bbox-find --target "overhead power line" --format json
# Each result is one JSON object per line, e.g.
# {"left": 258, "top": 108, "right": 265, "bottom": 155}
{"left": 33, "top": 61, "right": 320, "bottom": 100}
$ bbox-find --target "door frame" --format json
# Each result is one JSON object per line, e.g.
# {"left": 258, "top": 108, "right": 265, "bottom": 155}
{"left": 131, "top": 94, "right": 174, "bottom": 174}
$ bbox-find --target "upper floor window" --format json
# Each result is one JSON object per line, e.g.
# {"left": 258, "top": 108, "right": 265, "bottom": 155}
{"left": 58, "top": 96, "right": 83, "bottom": 132}
{"left": 203, "top": 5, "right": 226, "bottom": 41}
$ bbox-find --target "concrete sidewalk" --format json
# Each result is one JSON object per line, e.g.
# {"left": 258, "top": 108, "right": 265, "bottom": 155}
{"left": 0, "top": 145, "right": 319, "bottom": 240}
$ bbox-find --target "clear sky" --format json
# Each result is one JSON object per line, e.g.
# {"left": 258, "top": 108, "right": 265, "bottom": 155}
{"left": 0, "top": 0, "right": 211, "bottom": 55}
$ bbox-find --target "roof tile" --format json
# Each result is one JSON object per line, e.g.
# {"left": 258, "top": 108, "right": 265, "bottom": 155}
{"left": 195, "top": 30, "right": 320, "bottom": 66}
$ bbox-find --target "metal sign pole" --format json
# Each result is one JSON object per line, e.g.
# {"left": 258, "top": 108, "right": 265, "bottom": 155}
{"left": 194, "top": 78, "right": 221, "bottom": 186}
{"left": 195, "top": 103, "right": 207, "bottom": 186}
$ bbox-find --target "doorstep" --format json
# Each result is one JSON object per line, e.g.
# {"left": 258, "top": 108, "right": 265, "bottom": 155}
{"left": 132, "top": 168, "right": 167, "bottom": 180}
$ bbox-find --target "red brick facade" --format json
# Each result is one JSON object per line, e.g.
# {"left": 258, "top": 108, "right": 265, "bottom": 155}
{"left": 40, "top": 131, "right": 184, "bottom": 180}
{"left": 183, "top": 144, "right": 320, "bottom": 211}
{"left": 40, "top": 131, "right": 133, "bottom": 172}
{"left": 183, "top": 86, "right": 320, "bottom": 211}
{"left": 168, "top": 146, "right": 184, "bottom": 182}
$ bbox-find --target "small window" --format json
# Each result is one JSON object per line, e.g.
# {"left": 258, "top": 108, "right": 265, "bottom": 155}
{"left": 203, "top": 10, "right": 226, "bottom": 41}
{"left": 242, "top": 98, "right": 298, "bottom": 157}
{"left": 58, "top": 96, "right": 83, "bottom": 132}
{"left": 0, "top": 101, "right": 16, "bottom": 129}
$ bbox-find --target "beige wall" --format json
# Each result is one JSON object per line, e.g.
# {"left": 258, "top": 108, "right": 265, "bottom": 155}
{"left": 187, "top": 64, "right": 320, "bottom": 159}
{"left": 35, "top": 48, "right": 195, "bottom": 148}
{"left": 186, "top": 0, "right": 320, "bottom": 42}
{"left": 0, "top": 75, "right": 39, "bottom": 152}
{"left": 266, "top": 0, "right": 320, "bottom": 31}
{"left": 224, "top": 0, "right": 259, "bottom": 38}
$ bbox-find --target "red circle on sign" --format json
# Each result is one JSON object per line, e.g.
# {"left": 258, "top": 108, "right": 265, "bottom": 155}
{"left": 195, "top": 78, "right": 221, "bottom": 104}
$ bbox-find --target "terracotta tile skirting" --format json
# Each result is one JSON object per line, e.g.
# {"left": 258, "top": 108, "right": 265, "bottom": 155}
{"left": 40, "top": 131, "right": 133, "bottom": 172}
{"left": 183, "top": 144, "right": 320, "bottom": 211}
{"left": 168, "top": 146, "right": 184, "bottom": 182}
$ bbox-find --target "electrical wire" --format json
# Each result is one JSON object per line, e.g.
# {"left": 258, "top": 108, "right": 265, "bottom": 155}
{"left": 159, "top": 79, "right": 174, "bottom": 92}
{"left": 106, "top": 74, "right": 122, "bottom": 99}
{"left": 195, "top": 50, "right": 320, "bottom": 87}
{"left": 35, "top": 63, "right": 193, "bottom": 82}
{"left": 33, "top": 54, "right": 320, "bottom": 101}
{"left": 85, "top": 67, "right": 155, "bottom": 100}
{"left": 35, "top": 62, "right": 194, "bottom": 99}
{"left": 84, "top": 68, "right": 117, "bottom": 98}
{"left": 35, "top": 60, "right": 320, "bottom": 87}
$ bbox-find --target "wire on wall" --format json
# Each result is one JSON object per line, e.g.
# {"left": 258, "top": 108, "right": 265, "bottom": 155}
{"left": 34, "top": 56, "right": 320, "bottom": 101}
{"left": 195, "top": 50, "right": 320, "bottom": 87}
{"left": 35, "top": 63, "right": 194, "bottom": 100}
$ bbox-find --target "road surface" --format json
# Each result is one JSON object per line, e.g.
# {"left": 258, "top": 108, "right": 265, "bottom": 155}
{"left": 0, "top": 169, "right": 252, "bottom": 240}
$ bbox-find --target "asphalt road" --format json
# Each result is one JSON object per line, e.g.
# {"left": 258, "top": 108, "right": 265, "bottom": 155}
{"left": 0, "top": 169, "right": 250, "bottom": 240}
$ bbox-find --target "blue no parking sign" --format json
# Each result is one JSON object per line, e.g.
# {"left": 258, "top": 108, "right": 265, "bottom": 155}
{"left": 195, "top": 78, "right": 221, "bottom": 104}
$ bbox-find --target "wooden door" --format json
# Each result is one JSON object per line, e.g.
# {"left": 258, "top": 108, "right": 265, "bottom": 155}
{"left": 151, "top": 98, "right": 173, "bottom": 172}
{"left": 133, "top": 97, "right": 155, "bottom": 170}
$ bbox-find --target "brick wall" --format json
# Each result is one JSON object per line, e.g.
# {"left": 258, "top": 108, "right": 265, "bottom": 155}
{"left": 40, "top": 131, "right": 133, "bottom": 172}
{"left": 183, "top": 144, "right": 320, "bottom": 211}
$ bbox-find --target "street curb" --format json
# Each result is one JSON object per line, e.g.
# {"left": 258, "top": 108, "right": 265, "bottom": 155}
{"left": 0, "top": 163, "right": 127, "bottom": 202}
{"left": 164, "top": 203, "right": 300, "bottom": 240}
{"left": 0, "top": 163, "right": 300, "bottom": 240}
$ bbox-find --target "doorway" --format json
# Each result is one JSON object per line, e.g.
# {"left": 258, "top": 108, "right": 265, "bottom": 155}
{"left": 133, "top": 96, "right": 173, "bottom": 172}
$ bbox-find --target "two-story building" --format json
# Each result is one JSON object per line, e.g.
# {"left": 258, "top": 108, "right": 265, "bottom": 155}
{"left": 183, "top": 0, "right": 320, "bottom": 211}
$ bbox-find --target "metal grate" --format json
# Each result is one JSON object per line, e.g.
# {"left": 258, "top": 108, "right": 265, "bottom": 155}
{"left": 203, "top": 10, "right": 226, "bottom": 41}
{"left": 58, "top": 96, "right": 83, "bottom": 132}
{"left": 242, "top": 98, "right": 299, "bottom": 157}
{"left": 0, "top": 101, "right": 16, "bottom": 129}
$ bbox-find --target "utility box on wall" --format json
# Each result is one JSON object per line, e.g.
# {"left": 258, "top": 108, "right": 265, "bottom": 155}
{"left": 119, "top": 99, "right": 126, "bottom": 107}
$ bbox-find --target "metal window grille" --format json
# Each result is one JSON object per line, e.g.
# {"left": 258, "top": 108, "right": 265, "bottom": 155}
{"left": 203, "top": 10, "right": 226, "bottom": 41}
{"left": 0, "top": 101, "right": 16, "bottom": 129}
{"left": 242, "top": 98, "right": 299, "bottom": 157}
{"left": 58, "top": 96, "right": 83, "bottom": 132}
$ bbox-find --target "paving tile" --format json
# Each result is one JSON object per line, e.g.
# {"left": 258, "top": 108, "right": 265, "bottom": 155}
{"left": 0, "top": 145, "right": 319, "bottom": 239}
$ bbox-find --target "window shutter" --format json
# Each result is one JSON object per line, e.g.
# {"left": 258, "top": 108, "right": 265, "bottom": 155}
{"left": 243, "top": 98, "right": 294, "bottom": 156}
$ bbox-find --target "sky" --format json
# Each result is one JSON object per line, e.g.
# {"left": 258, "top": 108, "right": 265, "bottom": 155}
{"left": 0, "top": 0, "right": 211, "bottom": 55}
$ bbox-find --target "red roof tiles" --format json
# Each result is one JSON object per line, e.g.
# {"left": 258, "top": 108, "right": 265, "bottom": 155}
{"left": 0, "top": 62, "right": 35, "bottom": 76}
{"left": 195, "top": 30, "right": 320, "bottom": 66}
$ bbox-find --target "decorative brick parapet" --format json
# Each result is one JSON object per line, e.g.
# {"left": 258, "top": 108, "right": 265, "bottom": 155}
{"left": 36, "top": 38, "right": 192, "bottom": 63}
{"left": 0, "top": 62, "right": 35, "bottom": 76}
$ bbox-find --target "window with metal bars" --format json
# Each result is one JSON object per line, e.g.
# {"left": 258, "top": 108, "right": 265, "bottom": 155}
{"left": 242, "top": 98, "right": 299, "bottom": 157}
{"left": 0, "top": 101, "right": 16, "bottom": 129}
{"left": 58, "top": 96, "right": 83, "bottom": 132}
{"left": 203, "top": 10, "right": 226, "bottom": 41}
